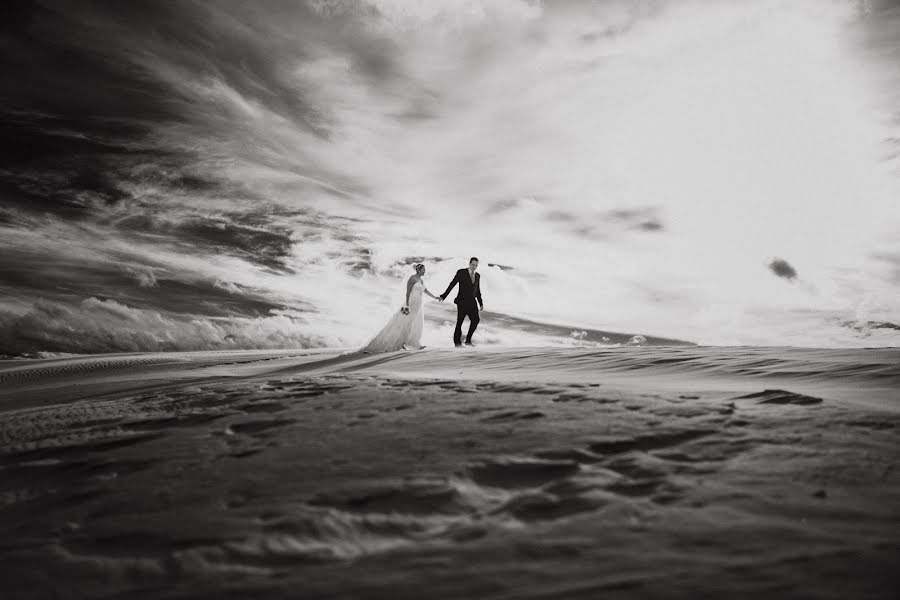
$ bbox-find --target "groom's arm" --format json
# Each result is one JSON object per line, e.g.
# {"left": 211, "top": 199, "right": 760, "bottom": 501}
{"left": 440, "top": 271, "right": 460, "bottom": 300}
{"left": 476, "top": 276, "right": 483, "bottom": 309}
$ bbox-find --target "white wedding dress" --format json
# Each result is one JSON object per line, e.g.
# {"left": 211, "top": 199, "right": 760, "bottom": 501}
{"left": 361, "top": 280, "right": 425, "bottom": 353}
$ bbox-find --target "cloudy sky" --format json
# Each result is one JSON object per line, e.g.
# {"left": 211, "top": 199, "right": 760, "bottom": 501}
{"left": 1, "top": 0, "right": 899, "bottom": 355}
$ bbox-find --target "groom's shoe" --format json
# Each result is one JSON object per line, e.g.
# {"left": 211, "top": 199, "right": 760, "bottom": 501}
{"left": 464, "top": 341, "right": 476, "bottom": 347}
{"left": 454, "top": 342, "right": 463, "bottom": 348}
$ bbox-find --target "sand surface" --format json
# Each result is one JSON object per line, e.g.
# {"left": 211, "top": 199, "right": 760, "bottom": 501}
{"left": 1, "top": 346, "right": 898, "bottom": 599}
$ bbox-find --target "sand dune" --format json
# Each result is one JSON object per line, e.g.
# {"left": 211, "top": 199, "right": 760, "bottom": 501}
{"left": 0, "top": 346, "right": 898, "bottom": 599}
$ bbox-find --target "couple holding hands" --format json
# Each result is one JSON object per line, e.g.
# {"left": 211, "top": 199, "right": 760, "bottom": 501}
{"left": 362, "top": 257, "right": 483, "bottom": 353}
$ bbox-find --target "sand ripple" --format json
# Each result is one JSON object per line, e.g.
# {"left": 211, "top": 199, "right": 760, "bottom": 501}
{"left": 0, "top": 348, "right": 898, "bottom": 599}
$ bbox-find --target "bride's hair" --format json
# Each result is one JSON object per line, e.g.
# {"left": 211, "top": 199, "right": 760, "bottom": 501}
{"left": 414, "top": 263, "right": 424, "bottom": 271}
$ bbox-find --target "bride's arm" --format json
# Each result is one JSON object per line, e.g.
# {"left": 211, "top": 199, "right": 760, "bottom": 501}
{"left": 404, "top": 276, "right": 416, "bottom": 307}
{"left": 424, "top": 286, "right": 438, "bottom": 300}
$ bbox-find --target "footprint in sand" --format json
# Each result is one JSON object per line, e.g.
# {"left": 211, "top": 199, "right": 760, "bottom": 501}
{"left": 480, "top": 410, "right": 545, "bottom": 423}
{"left": 734, "top": 389, "right": 823, "bottom": 405}
{"left": 588, "top": 429, "right": 714, "bottom": 455}
{"left": 236, "top": 402, "right": 290, "bottom": 414}
{"left": 495, "top": 490, "right": 607, "bottom": 522}
{"left": 120, "top": 413, "right": 226, "bottom": 431}
{"left": 308, "top": 479, "right": 474, "bottom": 516}
{"left": 228, "top": 418, "right": 297, "bottom": 437}
{"left": 467, "top": 457, "right": 580, "bottom": 490}
{"left": 552, "top": 392, "right": 590, "bottom": 403}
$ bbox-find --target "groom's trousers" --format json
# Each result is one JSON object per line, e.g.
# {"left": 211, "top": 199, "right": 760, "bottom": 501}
{"left": 454, "top": 303, "right": 480, "bottom": 345}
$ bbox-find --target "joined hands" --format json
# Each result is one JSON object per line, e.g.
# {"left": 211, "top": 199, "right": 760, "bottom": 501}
{"left": 434, "top": 296, "right": 482, "bottom": 310}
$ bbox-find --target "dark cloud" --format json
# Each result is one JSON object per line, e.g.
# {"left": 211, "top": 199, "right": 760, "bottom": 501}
{"left": 768, "top": 258, "right": 798, "bottom": 281}
{"left": 637, "top": 220, "right": 664, "bottom": 232}
{"left": 842, "top": 319, "right": 900, "bottom": 333}
{"left": 326, "top": 247, "right": 376, "bottom": 276}
{"left": 605, "top": 207, "right": 665, "bottom": 232}
{"left": 552, "top": 206, "right": 666, "bottom": 240}
{"left": 869, "top": 320, "right": 900, "bottom": 330}
{"left": 171, "top": 219, "right": 295, "bottom": 273}
{"left": 488, "top": 201, "right": 665, "bottom": 239}
{"left": 347, "top": 248, "right": 374, "bottom": 276}
{"left": 0, "top": 1, "right": 325, "bottom": 128}
{"left": 135, "top": 279, "right": 300, "bottom": 318}
{"left": 0, "top": 297, "right": 326, "bottom": 356}
{"left": 484, "top": 197, "right": 531, "bottom": 215}
{"left": 396, "top": 256, "right": 448, "bottom": 266}
{"left": 488, "top": 263, "right": 515, "bottom": 271}
{"left": 0, "top": 246, "right": 304, "bottom": 320}
{"left": 0, "top": 3, "right": 193, "bottom": 217}
{"left": 0, "top": 0, "right": 404, "bottom": 218}
{"left": 571, "top": 224, "right": 609, "bottom": 241}
{"left": 0, "top": 3, "right": 181, "bottom": 129}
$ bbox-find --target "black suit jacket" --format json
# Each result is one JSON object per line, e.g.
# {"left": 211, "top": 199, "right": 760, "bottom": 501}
{"left": 441, "top": 268, "right": 482, "bottom": 309}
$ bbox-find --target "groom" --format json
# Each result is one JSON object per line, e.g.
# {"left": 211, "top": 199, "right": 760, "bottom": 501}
{"left": 439, "top": 257, "right": 483, "bottom": 347}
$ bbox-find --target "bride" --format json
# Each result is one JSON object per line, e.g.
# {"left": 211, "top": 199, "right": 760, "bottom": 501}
{"left": 361, "top": 263, "right": 439, "bottom": 353}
